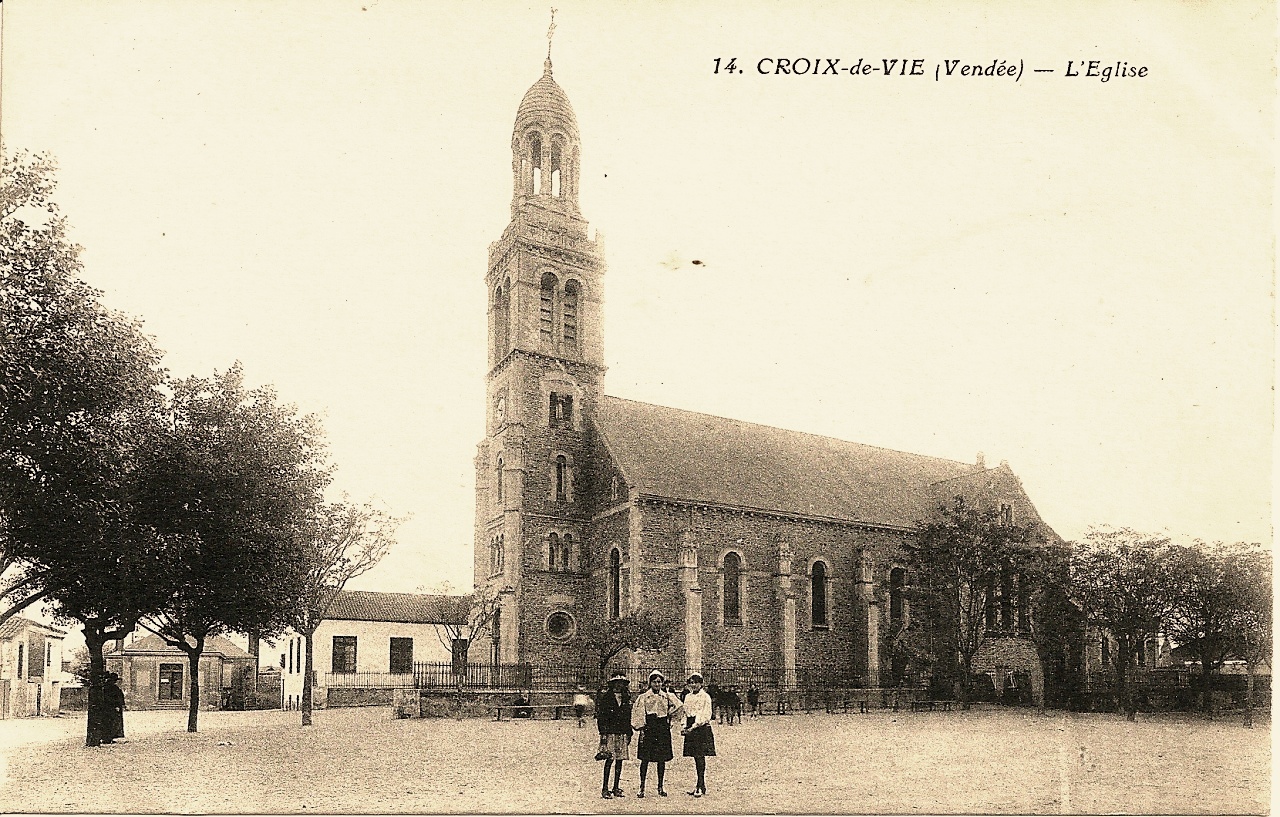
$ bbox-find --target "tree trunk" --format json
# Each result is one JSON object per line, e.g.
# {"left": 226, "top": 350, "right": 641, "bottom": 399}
{"left": 1117, "top": 636, "right": 1135, "bottom": 721}
{"left": 1243, "top": 662, "right": 1254, "bottom": 728}
{"left": 301, "top": 628, "right": 316, "bottom": 726}
{"left": 1199, "top": 649, "right": 1214, "bottom": 718}
{"left": 957, "top": 652, "right": 973, "bottom": 710}
{"left": 83, "top": 625, "right": 108, "bottom": 747}
{"left": 184, "top": 640, "right": 204, "bottom": 733}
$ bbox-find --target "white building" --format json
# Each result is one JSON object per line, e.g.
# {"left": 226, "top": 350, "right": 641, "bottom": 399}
{"left": 280, "top": 591, "right": 469, "bottom": 709}
{"left": 0, "top": 616, "right": 66, "bottom": 718}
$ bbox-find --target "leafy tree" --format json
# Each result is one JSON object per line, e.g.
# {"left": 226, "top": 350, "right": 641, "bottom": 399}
{"left": 911, "top": 496, "right": 1041, "bottom": 706}
{"left": 1070, "top": 527, "right": 1175, "bottom": 719}
{"left": 293, "top": 499, "right": 401, "bottom": 726}
{"left": 137, "top": 366, "right": 330, "bottom": 732}
{"left": 579, "top": 609, "right": 674, "bottom": 680}
{"left": 0, "top": 148, "right": 169, "bottom": 745}
{"left": 1165, "top": 541, "right": 1270, "bottom": 718}
{"left": 1221, "top": 546, "right": 1271, "bottom": 728}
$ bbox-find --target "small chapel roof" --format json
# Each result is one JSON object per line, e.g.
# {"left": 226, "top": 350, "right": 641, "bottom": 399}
{"left": 595, "top": 396, "right": 975, "bottom": 529}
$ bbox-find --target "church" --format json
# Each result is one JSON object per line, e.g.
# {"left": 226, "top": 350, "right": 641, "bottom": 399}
{"left": 473, "top": 53, "right": 1057, "bottom": 702}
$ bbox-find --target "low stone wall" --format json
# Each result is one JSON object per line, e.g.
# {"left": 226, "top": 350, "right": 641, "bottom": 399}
{"left": 325, "top": 687, "right": 395, "bottom": 708}
{"left": 392, "top": 689, "right": 581, "bottom": 719}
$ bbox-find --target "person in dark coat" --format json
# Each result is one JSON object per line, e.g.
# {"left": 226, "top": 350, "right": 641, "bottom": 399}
{"left": 595, "top": 673, "right": 633, "bottom": 798}
{"left": 102, "top": 672, "right": 126, "bottom": 744}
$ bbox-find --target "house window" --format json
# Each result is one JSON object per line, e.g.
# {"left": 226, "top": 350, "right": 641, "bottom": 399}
{"left": 16, "top": 643, "right": 23, "bottom": 678}
{"left": 332, "top": 636, "right": 357, "bottom": 674}
{"left": 985, "top": 576, "right": 999, "bottom": 630}
{"left": 609, "top": 548, "right": 622, "bottom": 619}
{"left": 389, "top": 638, "right": 414, "bottom": 674}
{"left": 811, "top": 561, "right": 829, "bottom": 628}
{"left": 288, "top": 640, "right": 294, "bottom": 674}
{"left": 158, "top": 663, "right": 184, "bottom": 700}
{"left": 723, "top": 552, "right": 743, "bottom": 623}
{"left": 889, "top": 567, "right": 906, "bottom": 624}
{"left": 1000, "top": 564, "right": 1014, "bottom": 629}
{"left": 554, "top": 456, "right": 570, "bottom": 502}
{"left": 539, "top": 273, "right": 556, "bottom": 342}
{"left": 562, "top": 280, "right": 579, "bottom": 351}
{"left": 1000, "top": 503, "right": 1014, "bottom": 526}
{"left": 1017, "top": 574, "right": 1030, "bottom": 631}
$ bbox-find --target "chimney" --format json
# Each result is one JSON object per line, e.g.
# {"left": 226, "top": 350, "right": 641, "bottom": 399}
{"left": 975, "top": 451, "right": 986, "bottom": 469}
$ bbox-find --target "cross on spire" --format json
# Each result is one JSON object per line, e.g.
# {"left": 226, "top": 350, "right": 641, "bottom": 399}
{"left": 545, "top": 8, "right": 557, "bottom": 72}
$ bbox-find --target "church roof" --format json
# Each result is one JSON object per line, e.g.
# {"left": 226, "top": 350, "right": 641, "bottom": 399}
{"left": 515, "top": 60, "right": 578, "bottom": 137}
{"left": 595, "top": 396, "right": 976, "bottom": 529}
{"left": 324, "top": 591, "right": 469, "bottom": 625}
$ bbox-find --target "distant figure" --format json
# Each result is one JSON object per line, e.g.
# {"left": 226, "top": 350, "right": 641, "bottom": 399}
{"left": 573, "top": 685, "right": 590, "bottom": 727}
{"left": 706, "top": 683, "right": 721, "bottom": 721}
{"left": 747, "top": 684, "right": 761, "bottom": 717}
{"left": 596, "top": 673, "right": 633, "bottom": 799}
{"left": 103, "top": 672, "right": 126, "bottom": 744}
{"left": 725, "top": 687, "right": 742, "bottom": 725}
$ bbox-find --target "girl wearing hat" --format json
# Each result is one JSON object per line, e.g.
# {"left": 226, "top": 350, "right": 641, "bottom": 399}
{"left": 595, "top": 672, "right": 633, "bottom": 798}
{"left": 680, "top": 673, "right": 715, "bottom": 797}
{"left": 630, "top": 669, "right": 683, "bottom": 797}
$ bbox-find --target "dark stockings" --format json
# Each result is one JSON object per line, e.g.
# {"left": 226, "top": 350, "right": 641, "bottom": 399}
{"left": 694, "top": 756, "right": 706, "bottom": 792}
{"left": 638, "top": 760, "right": 666, "bottom": 792}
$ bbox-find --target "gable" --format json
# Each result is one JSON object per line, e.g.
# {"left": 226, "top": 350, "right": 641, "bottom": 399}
{"left": 594, "top": 396, "right": 976, "bottom": 528}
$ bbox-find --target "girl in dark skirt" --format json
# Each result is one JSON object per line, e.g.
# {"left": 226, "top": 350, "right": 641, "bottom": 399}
{"left": 680, "top": 673, "right": 716, "bottom": 797}
{"left": 630, "top": 669, "right": 683, "bottom": 797}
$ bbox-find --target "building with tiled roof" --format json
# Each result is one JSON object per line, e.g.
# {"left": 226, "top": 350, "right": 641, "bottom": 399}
{"left": 105, "top": 633, "right": 257, "bottom": 710}
{"left": 279, "top": 591, "right": 468, "bottom": 709}
{"left": 471, "top": 51, "right": 1061, "bottom": 703}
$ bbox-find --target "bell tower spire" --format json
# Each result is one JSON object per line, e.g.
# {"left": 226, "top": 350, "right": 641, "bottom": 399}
{"left": 475, "top": 34, "right": 606, "bottom": 664}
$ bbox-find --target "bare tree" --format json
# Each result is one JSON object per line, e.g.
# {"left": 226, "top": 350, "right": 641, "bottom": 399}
{"left": 579, "top": 610, "right": 674, "bottom": 681}
{"left": 432, "top": 587, "right": 501, "bottom": 716}
{"left": 293, "top": 499, "right": 402, "bottom": 726}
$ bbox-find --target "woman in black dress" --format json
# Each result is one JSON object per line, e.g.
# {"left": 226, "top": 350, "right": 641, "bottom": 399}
{"left": 680, "top": 673, "right": 716, "bottom": 797}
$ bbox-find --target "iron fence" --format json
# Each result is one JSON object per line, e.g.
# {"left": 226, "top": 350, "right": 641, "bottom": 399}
{"left": 410, "top": 661, "right": 867, "bottom": 693}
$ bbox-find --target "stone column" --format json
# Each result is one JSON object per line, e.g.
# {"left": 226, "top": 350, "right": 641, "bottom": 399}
{"left": 777, "top": 543, "right": 797, "bottom": 691}
{"left": 498, "top": 585, "right": 518, "bottom": 664}
{"left": 628, "top": 488, "right": 644, "bottom": 613}
{"left": 679, "top": 530, "right": 703, "bottom": 675}
{"left": 857, "top": 553, "right": 879, "bottom": 686}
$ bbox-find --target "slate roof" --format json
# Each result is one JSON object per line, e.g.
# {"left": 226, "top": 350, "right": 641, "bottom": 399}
{"left": 595, "top": 396, "right": 976, "bottom": 529}
{"left": 324, "top": 591, "right": 469, "bottom": 625}
{"left": 106, "top": 634, "right": 254, "bottom": 659}
{"left": 0, "top": 616, "right": 67, "bottom": 639}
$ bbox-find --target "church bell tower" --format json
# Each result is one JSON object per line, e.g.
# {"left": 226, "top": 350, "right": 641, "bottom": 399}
{"left": 474, "top": 51, "right": 605, "bottom": 663}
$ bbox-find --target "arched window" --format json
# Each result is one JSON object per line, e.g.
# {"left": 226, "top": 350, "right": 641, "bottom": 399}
{"left": 889, "top": 567, "right": 905, "bottom": 624}
{"left": 609, "top": 549, "right": 622, "bottom": 619}
{"left": 550, "top": 140, "right": 562, "bottom": 198}
{"left": 495, "top": 454, "right": 504, "bottom": 505}
{"left": 494, "top": 283, "right": 509, "bottom": 358}
{"left": 530, "top": 134, "right": 543, "bottom": 194}
{"left": 723, "top": 552, "right": 742, "bottom": 622}
{"left": 539, "top": 273, "right": 556, "bottom": 343}
{"left": 811, "top": 561, "right": 828, "bottom": 628}
{"left": 562, "top": 534, "right": 573, "bottom": 570}
{"left": 554, "top": 455, "right": 569, "bottom": 502}
{"left": 610, "top": 475, "right": 621, "bottom": 501}
{"left": 548, "top": 533, "right": 560, "bottom": 570}
{"left": 985, "top": 575, "right": 999, "bottom": 629}
{"left": 562, "top": 280, "right": 579, "bottom": 352}
{"left": 490, "top": 533, "right": 505, "bottom": 576}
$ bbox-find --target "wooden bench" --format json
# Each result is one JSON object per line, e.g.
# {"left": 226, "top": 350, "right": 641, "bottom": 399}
{"left": 494, "top": 704, "right": 574, "bottom": 721}
{"left": 825, "top": 697, "right": 869, "bottom": 714}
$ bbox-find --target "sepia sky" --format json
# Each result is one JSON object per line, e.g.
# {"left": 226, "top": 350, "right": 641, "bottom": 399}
{"left": 2, "top": 0, "right": 1273, "bottom": 596}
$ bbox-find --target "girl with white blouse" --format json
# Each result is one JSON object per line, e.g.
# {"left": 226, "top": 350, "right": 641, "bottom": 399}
{"left": 679, "top": 673, "right": 716, "bottom": 797}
